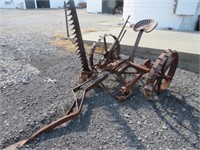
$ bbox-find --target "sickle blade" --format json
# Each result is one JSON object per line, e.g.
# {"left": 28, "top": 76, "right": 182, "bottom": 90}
{"left": 66, "top": 0, "right": 90, "bottom": 72}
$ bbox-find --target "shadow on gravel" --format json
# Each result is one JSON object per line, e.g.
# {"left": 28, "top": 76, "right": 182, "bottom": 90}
{"left": 24, "top": 86, "right": 147, "bottom": 149}
{"left": 151, "top": 91, "right": 200, "bottom": 149}
{"left": 105, "top": 102, "right": 146, "bottom": 149}
{"left": 10, "top": 86, "right": 199, "bottom": 149}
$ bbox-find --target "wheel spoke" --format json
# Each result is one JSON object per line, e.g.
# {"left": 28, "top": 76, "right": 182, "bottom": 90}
{"left": 103, "top": 37, "right": 108, "bottom": 52}
{"left": 163, "top": 75, "right": 172, "bottom": 80}
{"left": 89, "top": 34, "right": 120, "bottom": 68}
{"left": 157, "top": 78, "right": 162, "bottom": 94}
{"left": 164, "top": 60, "right": 173, "bottom": 72}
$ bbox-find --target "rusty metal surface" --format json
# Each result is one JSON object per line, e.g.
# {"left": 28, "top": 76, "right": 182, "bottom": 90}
{"left": 3, "top": 70, "right": 109, "bottom": 150}
{"left": 3, "top": 0, "right": 179, "bottom": 149}
{"left": 133, "top": 19, "right": 158, "bottom": 33}
{"left": 89, "top": 33, "right": 120, "bottom": 69}
{"left": 65, "top": 0, "right": 91, "bottom": 74}
{"left": 144, "top": 49, "right": 178, "bottom": 99}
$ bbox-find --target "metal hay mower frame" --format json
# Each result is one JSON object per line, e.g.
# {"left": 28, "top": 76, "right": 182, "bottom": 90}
{"left": 4, "top": 0, "right": 178, "bottom": 149}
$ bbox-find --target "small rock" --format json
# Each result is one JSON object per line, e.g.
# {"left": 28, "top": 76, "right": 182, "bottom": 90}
{"left": 22, "top": 80, "right": 29, "bottom": 85}
{"left": 45, "top": 78, "right": 57, "bottom": 83}
{"left": 2, "top": 111, "right": 6, "bottom": 115}
{"left": 19, "top": 106, "right": 24, "bottom": 110}
{"left": 166, "top": 93, "right": 171, "bottom": 97}
{"left": 6, "top": 81, "right": 13, "bottom": 86}
{"left": 138, "top": 137, "right": 142, "bottom": 141}
{"left": 141, "top": 115, "right": 146, "bottom": 121}
{"left": 4, "top": 120, "right": 9, "bottom": 126}
{"left": 124, "top": 113, "right": 130, "bottom": 118}
{"left": 54, "top": 94, "right": 58, "bottom": 98}
{"left": 128, "top": 120, "right": 133, "bottom": 124}
{"left": 19, "top": 129, "right": 23, "bottom": 133}
{"left": 162, "top": 125, "right": 168, "bottom": 130}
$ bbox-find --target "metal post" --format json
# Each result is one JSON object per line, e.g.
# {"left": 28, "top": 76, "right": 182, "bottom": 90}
{"left": 129, "top": 30, "right": 144, "bottom": 61}
{"left": 198, "top": 16, "right": 200, "bottom": 31}
{"left": 64, "top": 1, "right": 69, "bottom": 38}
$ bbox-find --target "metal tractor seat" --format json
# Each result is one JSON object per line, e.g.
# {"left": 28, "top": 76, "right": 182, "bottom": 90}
{"left": 134, "top": 19, "right": 158, "bottom": 33}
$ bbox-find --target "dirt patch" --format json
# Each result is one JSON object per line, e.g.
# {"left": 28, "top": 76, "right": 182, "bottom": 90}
{"left": 48, "top": 34, "right": 76, "bottom": 52}
{"left": 82, "top": 29, "right": 97, "bottom": 34}
{"left": 48, "top": 34, "right": 100, "bottom": 54}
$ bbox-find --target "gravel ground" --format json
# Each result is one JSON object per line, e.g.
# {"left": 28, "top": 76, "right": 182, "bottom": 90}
{"left": 0, "top": 9, "right": 200, "bottom": 150}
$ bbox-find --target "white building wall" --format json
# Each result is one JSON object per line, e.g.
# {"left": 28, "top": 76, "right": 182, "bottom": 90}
{"left": 0, "top": 0, "right": 13, "bottom": 8}
{"left": 50, "top": 0, "right": 64, "bottom": 8}
{"left": 86, "top": 0, "right": 102, "bottom": 13}
{"left": 196, "top": 1, "right": 200, "bottom": 14}
{"left": 123, "top": 0, "right": 200, "bottom": 31}
{"left": 0, "top": 0, "right": 86, "bottom": 9}
{"left": 50, "top": 0, "right": 86, "bottom": 8}
{"left": 0, "top": 0, "right": 25, "bottom": 9}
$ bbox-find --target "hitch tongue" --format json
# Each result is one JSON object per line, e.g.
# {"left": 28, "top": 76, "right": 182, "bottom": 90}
{"left": 3, "top": 71, "right": 109, "bottom": 150}
{"left": 3, "top": 139, "right": 28, "bottom": 150}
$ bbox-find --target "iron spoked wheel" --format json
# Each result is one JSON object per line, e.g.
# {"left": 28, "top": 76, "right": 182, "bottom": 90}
{"left": 88, "top": 34, "right": 120, "bottom": 70}
{"left": 144, "top": 49, "right": 178, "bottom": 99}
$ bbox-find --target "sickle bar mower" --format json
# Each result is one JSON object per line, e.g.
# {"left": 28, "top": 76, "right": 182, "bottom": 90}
{"left": 4, "top": 0, "right": 178, "bottom": 149}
